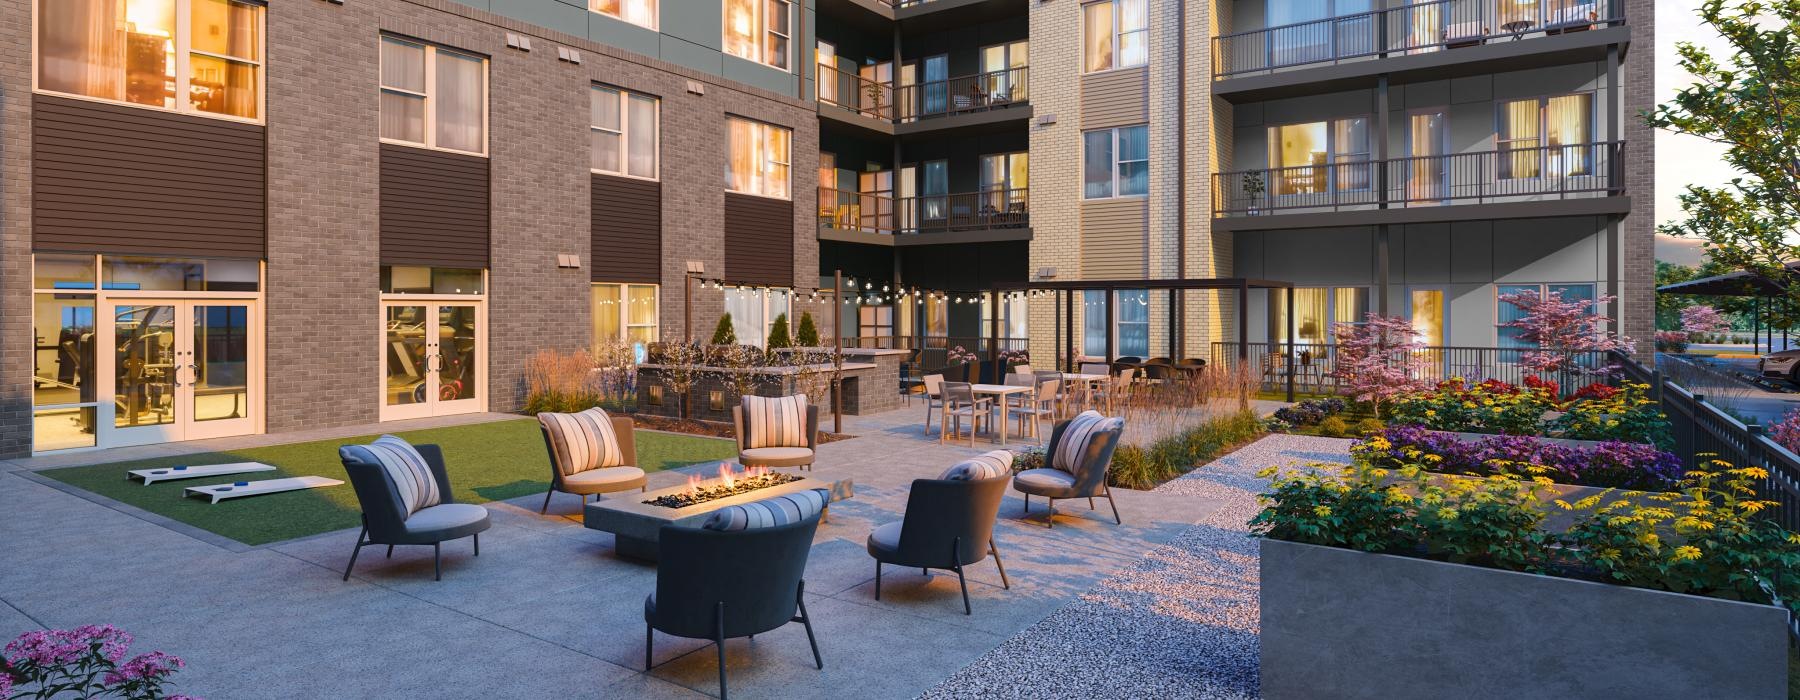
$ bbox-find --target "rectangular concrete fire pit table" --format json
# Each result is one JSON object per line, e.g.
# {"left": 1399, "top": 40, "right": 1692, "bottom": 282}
{"left": 584, "top": 471, "right": 854, "bottom": 560}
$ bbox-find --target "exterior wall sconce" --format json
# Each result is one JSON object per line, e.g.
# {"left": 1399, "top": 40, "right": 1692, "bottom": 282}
{"left": 709, "top": 390, "right": 725, "bottom": 411}
{"left": 648, "top": 385, "right": 664, "bottom": 406}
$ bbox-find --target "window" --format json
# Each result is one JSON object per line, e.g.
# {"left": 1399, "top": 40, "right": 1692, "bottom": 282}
{"left": 1498, "top": 283, "right": 1594, "bottom": 349}
{"left": 380, "top": 266, "right": 484, "bottom": 295}
{"left": 1083, "top": 125, "right": 1148, "bottom": 198}
{"left": 723, "top": 288, "right": 792, "bottom": 347}
{"left": 591, "top": 86, "right": 658, "bottom": 179}
{"left": 1272, "top": 287, "right": 1367, "bottom": 346}
{"left": 980, "top": 41, "right": 1028, "bottom": 101}
{"left": 36, "top": 0, "right": 265, "bottom": 121}
{"left": 816, "top": 41, "right": 838, "bottom": 104}
{"left": 727, "top": 117, "right": 792, "bottom": 199}
{"left": 1267, "top": 117, "right": 1371, "bottom": 194}
{"left": 1080, "top": 289, "right": 1148, "bottom": 357}
{"left": 1266, "top": 0, "right": 1372, "bottom": 66}
{"left": 980, "top": 294, "right": 1029, "bottom": 340}
{"left": 593, "top": 283, "right": 658, "bottom": 361}
{"left": 724, "top": 0, "right": 791, "bottom": 71}
{"left": 590, "top": 0, "right": 656, "bottom": 30}
{"left": 1082, "top": 0, "right": 1147, "bottom": 72}
{"left": 380, "top": 37, "right": 487, "bottom": 155}
{"left": 1411, "top": 289, "right": 1444, "bottom": 346}
{"left": 1499, "top": 94, "right": 1593, "bottom": 179}
{"left": 981, "top": 152, "right": 1029, "bottom": 216}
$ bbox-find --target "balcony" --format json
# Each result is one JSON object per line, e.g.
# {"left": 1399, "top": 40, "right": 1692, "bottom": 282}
{"left": 817, "top": 65, "right": 1029, "bottom": 132}
{"left": 818, "top": 186, "right": 1029, "bottom": 242}
{"left": 1211, "top": 142, "right": 1625, "bottom": 225}
{"left": 1214, "top": 0, "right": 1624, "bottom": 82}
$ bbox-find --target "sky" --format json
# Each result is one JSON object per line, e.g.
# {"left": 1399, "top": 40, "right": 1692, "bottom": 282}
{"left": 1653, "top": 0, "right": 1738, "bottom": 267}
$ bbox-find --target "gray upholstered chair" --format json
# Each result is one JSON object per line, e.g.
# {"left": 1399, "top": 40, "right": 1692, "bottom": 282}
{"left": 645, "top": 497, "right": 825, "bottom": 699}
{"left": 1012, "top": 417, "right": 1125, "bottom": 528}
{"left": 866, "top": 472, "right": 1011, "bottom": 615}
{"left": 537, "top": 409, "right": 648, "bottom": 514}
{"left": 338, "top": 439, "right": 490, "bottom": 581}
{"left": 733, "top": 400, "right": 820, "bottom": 471}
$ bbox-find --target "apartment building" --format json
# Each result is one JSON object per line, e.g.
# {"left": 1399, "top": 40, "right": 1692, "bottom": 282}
{"left": 3, "top": 0, "right": 819, "bottom": 456}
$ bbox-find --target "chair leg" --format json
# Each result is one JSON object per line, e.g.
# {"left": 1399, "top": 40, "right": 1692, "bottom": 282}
{"left": 539, "top": 488, "right": 554, "bottom": 515}
{"left": 1089, "top": 497, "right": 1096, "bottom": 510}
{"left": 341, "top": 526, "right": 367, "bottom": 582}
{"left": 1046, "top": 498, "right": 1055, "bottom": 529}
{"left": 473, "top": 533, "right": 480, "bottom": 556}
{"left": 955, "top": 564, "right": 971, "bottom": 616}
{"left": 433, "top": 542, "right": 442, "bottom": 581}
{"left": 715, "top": 601, "right": 729, "bottom": 700}
{"left": 385, "top": 544, "right": 393, "bottom": 559}
{"left": 797, "top": 581, "right": 823, "bottom": 670}
{"left": 990, "top": 540, "right": 1011, "bottom": 590}
{"left": 644, "top": 622, "right": 654, "bottom": 670}
{"left": 1022, "top": 493, "right": 1030, "bottom": 513}
{"left": 874, "top": 561, "right": 882, "bottom": 600}
{"left": 1105, "top": 483, "right": 1123, "bottom": 525}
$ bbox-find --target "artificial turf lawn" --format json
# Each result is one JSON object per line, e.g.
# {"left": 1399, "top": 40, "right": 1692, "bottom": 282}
{"left": 40, "top": 418, "right": 737, "bottom": 546}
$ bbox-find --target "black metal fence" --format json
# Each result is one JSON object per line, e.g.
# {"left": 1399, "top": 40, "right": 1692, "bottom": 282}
{"left": 1210, "top": 342, "right": 1607, "bottom": 394}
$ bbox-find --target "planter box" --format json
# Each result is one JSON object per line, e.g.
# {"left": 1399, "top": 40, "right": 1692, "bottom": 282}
{"left": 1260, "top": 539, "right": 1790, "bottom": 700}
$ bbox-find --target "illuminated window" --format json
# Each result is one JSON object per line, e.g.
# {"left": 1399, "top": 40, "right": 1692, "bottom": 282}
{"left": 590, "top": 0, "right": 657, "bottom": 30}
{"left": 1267, "top": 118, "right": 1371, "bottom": 194}
{"left": 592, "top": 86, "right": 658, "bottom": 179}
{"left": 36, "top": 0, "right": 264, "bottom": 120}
{"left": 726, "top": 116, "right": 792, "bottom": 199}
{"left": 1081, "top": 0, "right": 1146, "bottom": 73}
{"left": 1499, "top": 94, "right": 1593, "bottom": 178}
{"left": 380, "top": 37, "right": 487, "bottom": 155}
{"left": 594, "top": 283, "right": 659, "bottom": 361}
{"left": 1083, "top": 125, "right": 1148, "bottom": 198}
{"left": 1081, "top": 289, "right": 1149, "bottom": 356}
{"left": 1274, "top": 287, "right": 1368, "bottom": 346}
{"left": 1410, "top": 289, "right": 1444, "bottom": 346}
{"left": 722, "top": 288, "right": 792, "bottom": 347}
{"left": 724, "top": 0, "right": 791, "bottom": 71}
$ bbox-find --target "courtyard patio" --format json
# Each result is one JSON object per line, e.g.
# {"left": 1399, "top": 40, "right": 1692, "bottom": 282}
{"left": 0, "top": 407, "right": 1329, "bottom": 699}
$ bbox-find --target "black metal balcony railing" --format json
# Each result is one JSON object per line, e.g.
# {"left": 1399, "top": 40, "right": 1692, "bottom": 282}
{"left": 816, "top": 66, "right": 1028, "bottom": 123}
{"left": 1210, "top": 341, "right": 1608, "bottom": 393}
{"left": 819, "top": 186, "right": 1029, "bottom": 234}
{"left": 1212, "top": 141, "right": 1623, "bottom": 216}
{"left": 1214, "top": 0, "right": 1621, "bottom": 78}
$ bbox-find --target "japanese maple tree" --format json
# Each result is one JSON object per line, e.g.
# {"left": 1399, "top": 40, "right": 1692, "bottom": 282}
{"left": 1679, "top": 304, "right": 1734, "bottom": 337}
{"left": 1328, "top": 313, "right": 1427, "bottom": 418}
{"left": 1498, "top": 289, "right": 1632, "bottom": 376}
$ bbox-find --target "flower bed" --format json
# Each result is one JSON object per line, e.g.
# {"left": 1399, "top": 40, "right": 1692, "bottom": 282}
{"left": 1357, "top": 424, "right": 1684, "bottom": 490}
{"left": 1389, "top": 378, "right": 1557, "bottom": 435}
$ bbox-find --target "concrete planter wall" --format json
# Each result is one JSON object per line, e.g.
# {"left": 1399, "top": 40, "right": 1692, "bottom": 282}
{"left": 1259, "top": 539, "right": 1790, "bottom": 700}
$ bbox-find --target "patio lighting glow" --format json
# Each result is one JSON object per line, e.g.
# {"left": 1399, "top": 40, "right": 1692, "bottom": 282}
{"left": 643, "top": 462, "right": 803, "bottom": 509}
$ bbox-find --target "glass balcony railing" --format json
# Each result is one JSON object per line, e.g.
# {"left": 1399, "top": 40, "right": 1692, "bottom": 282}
{"left": 818, "top": 186, "right": 1029, "bottom": 234}
{"left": 1214, "top": 0, "right": 1622, "bottom": 78}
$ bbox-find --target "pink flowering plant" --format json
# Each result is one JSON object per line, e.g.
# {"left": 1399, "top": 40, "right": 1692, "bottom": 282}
{"left": 1327, "top": 313, "right": 1428, "bottom": 418}
{"left": 1497, "top": 288, "right": 1632, "bottom": 376}
{"left": 1679, "top": 304, "right": 1733, "bottom": 339}
{"left": 1, "top": 625, "right": 198, "bottom": 700}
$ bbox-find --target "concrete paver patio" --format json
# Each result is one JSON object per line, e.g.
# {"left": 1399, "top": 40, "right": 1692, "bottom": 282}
{"left": 0, "top": 406, "right": 1237, "bottom": 699}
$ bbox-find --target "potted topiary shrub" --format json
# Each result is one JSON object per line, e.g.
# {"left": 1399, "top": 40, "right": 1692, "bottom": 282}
{"left": 795, "top": 311, "right": 821, "bottom": 347}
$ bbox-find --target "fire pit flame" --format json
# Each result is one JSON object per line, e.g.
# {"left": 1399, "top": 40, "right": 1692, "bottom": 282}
{"left": 646, "top": 462, "right": 804, "bottom": 509}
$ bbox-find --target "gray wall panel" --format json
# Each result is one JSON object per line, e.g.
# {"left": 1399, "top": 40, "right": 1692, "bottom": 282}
{"left": 589, "top": 14, "right": 663, "bottom": 57}
{"left": 662, "top": 0, "right": 724, "bottom": 50}
{"left": 487, "top": 0, "right": 590, "bottom": 36}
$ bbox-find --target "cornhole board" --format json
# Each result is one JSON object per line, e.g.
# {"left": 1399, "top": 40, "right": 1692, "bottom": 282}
{"left": 130, "top": 462, "right": 276, "bottom": 485}
{"left": 185, "top": 476, "right": 343, "bottom": 505}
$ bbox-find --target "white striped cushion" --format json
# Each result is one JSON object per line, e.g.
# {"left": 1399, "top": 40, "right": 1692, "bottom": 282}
{"left": 939, "top": 450, "right": 1014, "bottom": 481}
{"left": 701, "top": 488, "right": 830, "bottom": 531}
{"left": 743, "top": 394, "right": 808, "bottom": 449}
{"left": 538, "top": 408, "right": 625, "bottom": 476}
{"left": 1052, "top": 411, "right": 1122, "bottom": 475}
{"left": 344, "top": 435, "right": 441, "bottom": 517}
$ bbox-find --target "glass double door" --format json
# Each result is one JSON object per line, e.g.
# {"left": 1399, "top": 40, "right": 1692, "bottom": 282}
{"left": 382, "top": 301, "right": 484, "bottom": 420}
{"left": 103, "top": 300, "right": 258, "bottom": 447}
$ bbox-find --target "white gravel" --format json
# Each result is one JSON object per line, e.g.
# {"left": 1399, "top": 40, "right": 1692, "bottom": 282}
{"left": 918, "top": 434, "right": 1355, "bottom": 700}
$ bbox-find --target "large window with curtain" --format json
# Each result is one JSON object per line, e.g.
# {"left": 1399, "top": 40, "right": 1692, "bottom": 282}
{"left": 1272, "top": 287, "right": 1367, "bottom": 346}
{"left": 1498, "top": 283, "right": 1595, "bottom": 349}
{"left": 723, "top": 288, "right": 792, "bottom": 347}
{"left": 593, "top": 283, "right": 658, "bottom": 362}
{"left": 1410, "top": 289, "right": 1445, "bottom": 346}
{"left": 1081, "top": 290, "right": 1149, "bottom": 357}
{"left": 590, "top": 0, "right": 657, "bottom": 30}
{"left": 1265, "top": 0, "right": 1372, "bottom": 67}
{"left": 1081, "top": 0, "right": 1147, "bottom": 73}
{"left": 37, "top": 0, "right": 265, "bottom": 121}
{"left": 1498, "top": 93, "right": 1592, "bottom": 179}
{"left": 980, "top": 294, "right": 1030, "bottom": 341}
{"left": 726, "top": 116, "right": 791, "bottom": 199}
{"left": 723, "top": 0, "right": 791, "bottom": 71}
{"left": 379, "top": 37, "right": 487, "bottom": 156}
{"left": 591, "top": 85, "right": 658, "bottom": 179}
{"left": 1267, "top": 117, "right": 1371, "bottom": 195}
{"left": 1083, "top": 125, "right": 1149, "bottom": 198}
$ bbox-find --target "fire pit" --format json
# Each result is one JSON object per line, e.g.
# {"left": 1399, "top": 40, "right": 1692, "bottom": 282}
{"left": 644, "top": 464, "right": 804, "bottom": 509}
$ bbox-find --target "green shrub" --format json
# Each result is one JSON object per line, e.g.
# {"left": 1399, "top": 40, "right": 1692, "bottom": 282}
{"left": 795, "top": 312, "right": 821, "bottom": 346}
{"left": 710, "top": 314, "right": 737, "bottom": 346}
{"left": 1354, "top": 418, "right": 1386, "bottom": 436}
{"left": 1316, "top": 416, "right": 1350, "bottom": 438}
{"left": 1104, "top": 410, "right": 1265, "bottom": 489}
{"left": 766, "top": 313, "right": 792, "bottom": 349}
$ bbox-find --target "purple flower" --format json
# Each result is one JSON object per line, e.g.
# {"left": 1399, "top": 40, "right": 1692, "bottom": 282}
{"left": 71, "top": 624, "right": 133, "bottom": 663}
{"left": 5, "top": 629, "right": 86, "bottom": 667}
{"left": 105, "top": 651, "right": 185, "bottom": 685}
{"left": 1363, "top": 425, "right": 1684, "bottom": 490}
{"left": 1, "top": 668, "right": 13, "bottom": 698}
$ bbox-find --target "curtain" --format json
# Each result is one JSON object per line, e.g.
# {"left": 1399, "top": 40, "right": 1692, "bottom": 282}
{"left": 1118, "top": 0, "right": 1148, "bottom": 67}
{"left": 727, "top": 118, "right": 753, "bottom": 192}
{"left": 1118, "top": 289, "right": 1150, "bottom": 356}
{"left": 188, "top": 0, "right": 258, "bottom": 118}
{"left": 591, "top": 88, "right": 621, "bottom": 172}
{"left": 723, "top": 0, "right": 757, "bottom": 61}
{"left": 1083, "top": 130, "right": 1113, "bottom": 198}
{"left": 1499, "top": 99, "right": 1540, "bottom": 178}
{"left": 1083, "top": 2, "right": 1113, "bottom": 72}
{"left": 1082, "top": 290, "right": 1107, "bottom": 356}
{"left": 762, "top": 0, "right": 789, "bottom": 69}
{"left": 592, "top": 285, "right": 622, "bottom": 348}
{"left": 1408, "top": 111, "right": 1446, "bottom": 200}
{"left": 1273, "top": 288, "right": 1329, "bottom": 345}
{"left": 435, "top": 51, "right": 484, "bottom": 153}
{"left": 39, "top": 0, "right": 126, "bottom": 101}
{"left": 1117, "top": 126, "right": 1149, "bottom": 195}
{"left": 1545, "top": 94, "right": 1591, "bottom": 175}
{"left": 380, "top": 39, "right": 425, "bottom": 143}
{"left": 627, "top": 94, "right": 656, "bottom": 178}
{"left": 765, "top": 124, "right": 791, "bottom": 198}
{"left": 1411, "top": 290, "right": 1444, "bottom": 346}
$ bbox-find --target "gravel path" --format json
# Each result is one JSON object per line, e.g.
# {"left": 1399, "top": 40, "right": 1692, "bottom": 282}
{"left": 918, "top": 434, "right": 1355, "bottom": 700}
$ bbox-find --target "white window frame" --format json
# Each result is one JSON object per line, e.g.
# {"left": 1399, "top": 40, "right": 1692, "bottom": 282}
{"left": 722, "top": 287, "right": 793, "bottom": 348}
{"left": 32, "top": 0, "right": 268, "bottom": 125}
{"left": 591, "top": 85, "right": 660, "bottom": 181}
{"left": 1080, "top": 0, "right": 1147, "bottom": 74}
{"left": 1082, "top": 125, "right": 1148, "bottom": 199}
{"left": 589, "top": 0, "right": 658, "bottom": 31}
{"left": 723, "top": 0, "right": 793, "bottom": 72}
{"left": 727, "top": 116, "right": 793, "bottom": 200}
{"left": 379, "top": 36, "right": 489, "bottom": 157}
{"left": 593, "top": 282, "right": 660, "bottom": 354}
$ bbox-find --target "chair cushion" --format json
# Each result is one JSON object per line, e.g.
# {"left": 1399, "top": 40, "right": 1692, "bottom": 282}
{"left": 866, "top": 521, "right": 903, "bottom": 557}
{"left": 402, "top": 503, "right": 489, "bottom": 538}
{"left": 742, "top": 394, "right": 809, "bottom": 449}
{"left": 1053, "top": 411, "right": 1123, "bottom": 475}
{"left": 538, "top": 408, "right": 624, "bottom": 476}
{"left": 739, "top": 447, "right": 814, "bottom": 468}
{"left": 939, "top": 450, "right": 1013, "bottom": 481}
{"left": 342, "top": 435, "right": 441, "bottom": 516}
{"left": 702, "top": 488, "right": 830, "bottom": 531}
{"left": 561, "top": 466, "right": 647, "bottom": 494}
{"left": 1013, "top": 468, "right": 1080, "bottom": 498}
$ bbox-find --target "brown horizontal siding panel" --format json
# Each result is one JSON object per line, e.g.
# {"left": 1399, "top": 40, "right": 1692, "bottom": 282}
{"left": 723, "top": 192, "right": 795, "bottom": 287}
{"left": 1080, "top": 67, "right": 1149, "bottom": 129}
{"left": 1080, "top": 198, "right": 1148, "bottom": 279}
{"left": 591, "top": 174, "right": 661, "bottom": 284}
{"left": 32, "top": 94, "right": 266, "bottom": 256}
{"left": 379, "top": 144, "right": 491, "bottom": 268}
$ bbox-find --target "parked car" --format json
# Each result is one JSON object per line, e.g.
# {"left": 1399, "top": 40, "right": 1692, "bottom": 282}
{"left": 1758, "top": 349, "right": 1800, "bottom": 380}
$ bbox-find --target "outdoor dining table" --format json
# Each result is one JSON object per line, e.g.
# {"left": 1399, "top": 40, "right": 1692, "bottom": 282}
{"left": 1060, "top": 373, "right": 1108, "bottom": 411}
{"left": 969, "top": 383, "right": 1034, "bottom": 446}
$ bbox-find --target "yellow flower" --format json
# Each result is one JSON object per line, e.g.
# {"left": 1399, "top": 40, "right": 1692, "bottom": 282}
{"left": 1313, "top": 506, "right": 1332, "bottom": 517}
{"left": 1424, "top": 410, "right": 1437, "bottom": 418}
{"left": 1637, "top": 532, "right": 1660, "bottom": 548}
{"left": 1256, "top": 466, "right": 1279, "bottom": 479}
{"left": 1672, "top": 545, "right": 1702, "bottom": 561}
{"left": 1436, "top": 507, "right": 1458, "bottom": 520}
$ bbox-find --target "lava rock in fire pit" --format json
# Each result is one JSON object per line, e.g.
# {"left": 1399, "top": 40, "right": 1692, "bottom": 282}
{"left": 644, "top": 472, "right": 806, "bottom": 509}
